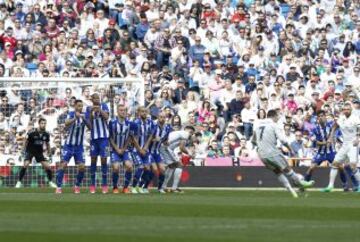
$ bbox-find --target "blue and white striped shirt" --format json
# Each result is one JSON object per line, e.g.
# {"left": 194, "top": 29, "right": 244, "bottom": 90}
{"left": 65, "top": 111, "right": 86, "bottom": 146}
{"left": 109, "top": 118, "right": 135, "bottom": 150}
{"left": 311, "top": 121, "right": 336, "bottom": 155}
{"left": 86, "top": 103, "right": 109, "bottom": 140}
{"left": 134, "top": 118, "right": 154, "bottom": 149}
{"left": 149, "top": 123, "right": 172, "bottom": 154}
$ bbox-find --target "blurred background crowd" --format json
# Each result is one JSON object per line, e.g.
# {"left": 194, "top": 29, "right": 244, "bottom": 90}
{"left": 0, "top": 0, "right": 360, "bottom": 166}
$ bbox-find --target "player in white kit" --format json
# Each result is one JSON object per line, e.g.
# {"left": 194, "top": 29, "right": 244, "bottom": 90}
{"left": 322, "top": 102, "right": 360, "bottom": 192}
{"left": 252, "top": 110, "right": 315, "bottom": 198}
{"left": 159, "top": 126, "right": 195, "bottom": 193}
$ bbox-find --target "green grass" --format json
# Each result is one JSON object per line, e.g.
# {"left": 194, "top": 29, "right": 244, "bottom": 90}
{"left": 0, "top": 189, "right": 360, "bottom": 242}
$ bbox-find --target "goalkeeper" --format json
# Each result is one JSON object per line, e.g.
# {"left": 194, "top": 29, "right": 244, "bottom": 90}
{"left": 15, "top": 118, "right": 56, "bottom": 188}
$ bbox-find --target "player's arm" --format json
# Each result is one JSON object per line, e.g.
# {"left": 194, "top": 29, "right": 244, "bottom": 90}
{"left": 99, "top": 104, "right": 109, "bottom": 121}
{"left": 327, "top": 122, "right": 339, "bottom": 143}
{"left": 108, "top": 121, "right": 120, "bottom": 154}
{"left": 275, "top": 127, "right": 293, "bottom": 155}
{"left": 64, "top": 112, "right": 77, "bottom": 128}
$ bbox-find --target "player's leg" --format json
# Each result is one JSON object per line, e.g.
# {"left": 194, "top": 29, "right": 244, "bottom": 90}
{"left": 344, "top": 164, "right": 359, "bottom": 191}
{"left": 327, "top": 153, "right": 349, "bottom": 191}
{"left": 269, "top": 154, "right": 314, "bottom": 189}
{"left": 160, "top": 146, "right": 177, "bottom": 191}
{"left": 131, "top": 152, "right": 144, "bottom": 193}
{"left": 39, "top": 154, "right": 56, "bottom": 188}
{"left": 338, "top": 165, "right": 350, "bottom": 191}
{"left": 171, "top": 162, "right": 184, "bottom": 192}
{"left": 322, "top": 146, "right": 348, "bottom": 192}
{"left": 347, "top": 145, "right": 360, "bottom": 192}
{"left": 305, "top": 154, "right": 321, "bottom": 181}
{"left": 74, "top": 147, "right": 86, "bottom": 193}
{"left": 16, "top": 157, "right": 31, "bottom": 188}
{"left": 112, "top": 162, "right": 120, "bottom": 194}
{"left": 122, "top": 157, "right": 133, "bottom": 193}
{"left": 140, "top": 164, "right": 152, "bottom": 194}
{"left": 100, "top": 139, "right": 109, "bottom": 193}
{"left": 55, "top": 146, "right": 72, "bottom": 193}
{"left": 261, "top": 157, "right": 298, "bottom": 198}
{"left": 154, "top": 154, "right": 166, "bottom": 193}
{"left": 89, "top": 140, "right": 98, "bottom": 193}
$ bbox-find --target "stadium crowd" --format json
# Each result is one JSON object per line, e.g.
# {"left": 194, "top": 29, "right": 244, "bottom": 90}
{"left": 0, "top": 0, "right": 360, "bottom": 166}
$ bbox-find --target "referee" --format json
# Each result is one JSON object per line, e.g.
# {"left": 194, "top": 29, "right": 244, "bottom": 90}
{"left": 15, "top": 118, "right": 56, "bottom": 188}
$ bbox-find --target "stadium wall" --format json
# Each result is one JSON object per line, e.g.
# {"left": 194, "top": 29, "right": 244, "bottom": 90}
{"left": 0, "top": 166, "right": 344, "bottom": 188}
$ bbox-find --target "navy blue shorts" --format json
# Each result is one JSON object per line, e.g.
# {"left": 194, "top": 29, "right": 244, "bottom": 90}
{"left": 150, "top": 153, "right": 162, "bottom": 164}
{"left": 131, "top": 151, "right": 151, "bottom": 166}
{"left": 312, "top": 152, "right": 336, "bottom": 165}
{"left": 62, "top": 145, "right": 85, "bottom": 164}
{"left": 90, "top": 138, "right": 109, "bottom": 158}
{"left": 110, "top": 151, "right": 131, "bottom": 164}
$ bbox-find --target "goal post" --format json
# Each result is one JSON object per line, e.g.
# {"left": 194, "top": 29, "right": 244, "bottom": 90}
{"left": 0, "top": 77, "right": 144, "bottom": 166}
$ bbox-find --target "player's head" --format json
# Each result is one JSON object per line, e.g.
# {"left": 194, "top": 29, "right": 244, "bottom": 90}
{"left": 158, "top": 111, "right": 166, "bottom": 125}
{"left": 266, "top": 109, "right": 279, "bottom": 122}
{"left": 117, "top": 104, "right": 127, "bottom": 119}
{"left": 74, "top": 99, "right": 83, "bottom": 112}
{"left": 137, "top": 106, "right": 148, "bottom": 119}
{"left": 342, "top": 102, "right": 352, "bottom": 117}
{"left": 38, "top": 118, "right": 46, "bottom": 130}
{"left": 91, "top": 93, "right": 100, "bottom": 105}
{"left": 184, "top": 125, "right": 195, "bottom": 136}
{"left": 317, "top": 110, "right": 326, "bottom": 124}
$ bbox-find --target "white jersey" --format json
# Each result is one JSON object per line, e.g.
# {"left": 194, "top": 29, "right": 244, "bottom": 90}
{"left": 254, "top": 119, "right": 287, "bottom": 158}
{"left": 337, "top": 114, "right": 360, "bottom": 144}
{"left": 167, "top": 131, "right": 190, "bottom": 151}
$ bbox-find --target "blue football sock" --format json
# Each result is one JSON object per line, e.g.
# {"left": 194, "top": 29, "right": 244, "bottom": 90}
{"left": 101, "top": 163, "right": 108, "bottom": 186}
{"left": 144, "top": 170, "right": 154, "bottom": 189}
{"left": 158, "top": 173, "right": 165, "bottom": 190}
{"left": 56, "top": 169, "right": 64, "bottom": 188}
{"left": 345, "top": 165, "right": 359, "bottom": 188}
{"left": 90, "top": 162, "right": 96, "bottom": 186}
{"left": 132, "top": 168, "right": 143, "bottom": 187}
{"left": 339, "top": 170, "right": 348, "bottom": 188}
{"left": 112, "top": 171, "right": 119, "bottom": 188}
{"left": 305, "top": 173, "right": 312, "bottom": 181}
{"left": 124, "top": 171, "right": 132, "bottom": 188}
{"left": 75, "top": 170, "right": 84, "bottom": 187}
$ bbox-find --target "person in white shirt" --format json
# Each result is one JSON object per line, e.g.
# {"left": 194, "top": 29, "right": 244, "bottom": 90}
{"left": 323, "top": 103, "right": 360, "bottom": 192}
{"left": 241, "top": 101, "right": 257, "bottom": 140}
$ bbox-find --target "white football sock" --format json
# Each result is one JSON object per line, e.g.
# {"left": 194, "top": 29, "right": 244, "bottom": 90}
{"left": 278, "top": 174, "right": 297, "bottom": 196}
{"left": 328, "top": 167, "right": 338, "bottom": 188}
{"left": 162, "top": 168, "right": 174, "bottom": 189}
{"left": 172, "top": 168, "right": 183, "bottom": 190}
{"left": 285, "top": 170, "right": 300, "bottom": 185}
{"left": 278, "top": 174, "right": 292, "bottom": 190}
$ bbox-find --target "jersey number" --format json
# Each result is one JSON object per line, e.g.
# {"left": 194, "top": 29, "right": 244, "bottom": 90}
{"left": 259, "top": 126, "right": 265, "bottom": 140}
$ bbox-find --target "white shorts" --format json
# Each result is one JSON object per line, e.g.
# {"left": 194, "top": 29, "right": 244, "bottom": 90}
{"left": 334, "top": 143, "right": 359, "bottom": 164}
{"left": 159, "top": 146, "right": 179, "bottom": 165}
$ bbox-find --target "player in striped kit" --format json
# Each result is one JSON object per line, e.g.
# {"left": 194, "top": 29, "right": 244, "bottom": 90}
{"left": 109, "top": 105, "right": 136, "bottom": 194}
{"left": 86, "top": 93, "right": 110, "bottom": 194}
{"left": 305, "top": 110, "right": 352, "bottom": 191}
{"left": 322, "top": 103, "right": 360, "bottom": 192}
{"left": 148, "top": 112, "right": 172, "bottom": 193}
{"left": 132, "top": 106, "right": 154, "bottom": 194}
{"left": 55, "top": 100, "right": 91, "bottom": 194}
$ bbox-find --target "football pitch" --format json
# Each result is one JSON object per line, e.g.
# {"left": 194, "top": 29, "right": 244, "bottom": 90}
{"left": 0, "top": 189, "right": 359, "bottom": 242}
